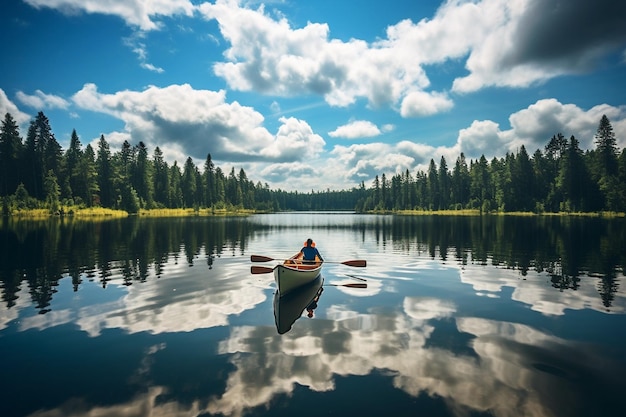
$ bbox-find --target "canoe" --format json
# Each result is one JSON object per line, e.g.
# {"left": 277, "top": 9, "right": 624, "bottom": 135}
{"left": 274, "top": 259, "right": 323, "bottom": 296}
{"left": 273, "top": 275, "right": 324, "bottom": 334}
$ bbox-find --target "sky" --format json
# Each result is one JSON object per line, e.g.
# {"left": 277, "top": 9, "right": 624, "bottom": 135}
{"left": 1, "top": 0, "right": 626, "bottom": 192}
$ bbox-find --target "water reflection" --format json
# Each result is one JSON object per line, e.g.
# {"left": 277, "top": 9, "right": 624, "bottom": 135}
{"left": 274, "top": 276, "right": 324, "bottom": 334}
{"left": 0, "top": 214, "right": 625, "bottom": 417}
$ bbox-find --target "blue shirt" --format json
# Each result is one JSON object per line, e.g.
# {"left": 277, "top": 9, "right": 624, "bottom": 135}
{"left": 301, "top": 246, "right": 323, "bottom": 262}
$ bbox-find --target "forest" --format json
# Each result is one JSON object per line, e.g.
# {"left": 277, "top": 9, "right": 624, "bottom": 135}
{"left": 1, "top": 111, "right": 625, "bottom": 214}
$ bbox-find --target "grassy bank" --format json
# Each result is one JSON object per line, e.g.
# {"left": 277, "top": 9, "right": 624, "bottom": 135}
{"left": 5, "top": 206, "right": 258, "bottom": 219}
{"left": 393, "top": 209, "right": 625, "bottom": 217}
{"left": 138, "top": 208, "right": 256, "bottom": 217}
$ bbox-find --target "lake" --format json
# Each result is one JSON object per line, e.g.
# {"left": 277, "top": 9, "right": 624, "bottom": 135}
{"left": 1, "top": 213, "right": 625, "bottom": 417}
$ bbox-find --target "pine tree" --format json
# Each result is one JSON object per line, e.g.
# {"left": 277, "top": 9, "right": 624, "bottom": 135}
{"left": 0, "top": 113, "right": 23, "bottom": 196}
{"left": 594, "top": 115, "right": 619, "bottom": 209}
{"left": 203, "top": 153, "right": 215, "bottom": 207}
{"left": 182, "top": 157, "right": 198, "bottom": 208}
{"left": 595, "top": 115, "right": 618, "bottom": 176}
{"left": 96, "top": 135, "right": 115, "bottom": 207}
{"left": 133, "top": 142, "right": 153, "bottom": 208}
{"left": 80, "top": 144, "right": 99, "bottom": 207}
{"left": 427, "top": 159, "right": 439, "bottom": 210}
{"left": 451, "top": 153, "right": 470, "bottom": 208}
{"left": 44, "top": 169, "right": 60, "bottom": 213}
{"left": 65, "top": 129, "right": 83, "bottom": 201}
{"left": 169, "top": 161, "right": 183, "bottom": 208}
{"left": 557, "top": 136, "right": 589, "bottom": 212}
{"left": 152, "top": 146, "right": 169, "bottom": 207}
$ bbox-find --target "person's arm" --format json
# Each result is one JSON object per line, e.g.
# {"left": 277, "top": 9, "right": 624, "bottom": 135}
{"left": 317, "top": 249, "right": 324, "bottom": 262}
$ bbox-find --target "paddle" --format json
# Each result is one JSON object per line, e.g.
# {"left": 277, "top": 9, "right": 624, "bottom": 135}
{"left": 344, "top": 274, "right": 367, "bottom": 282}
{"left": 250, "top": 255, "right": 366, "bottom": 267}
{"left": 325, "top": 283, "right": 367, "bottom": 288}
{"left": 249, "top": 267, "right": 367, "bottom": 288}
{"left": 251, "top": 266, "right": 274, "bottom": 274}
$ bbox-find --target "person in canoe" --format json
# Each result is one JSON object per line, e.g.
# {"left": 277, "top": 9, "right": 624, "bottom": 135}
{"left": 292, "top": 238, "right": 324, "bottom": 264}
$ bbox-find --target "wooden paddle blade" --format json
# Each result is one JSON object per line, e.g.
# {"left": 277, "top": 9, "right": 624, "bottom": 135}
{"left": 250, "top": 255, "right": 275, "bottom": 262}
{"left": 345, "top": 274, "right": 367, "bottom": 281}
{"left": 250, "top": 266, "right": 274, "bottom": 274}
{"left": 341, "top": 259, "right": 367, "bottom": 267}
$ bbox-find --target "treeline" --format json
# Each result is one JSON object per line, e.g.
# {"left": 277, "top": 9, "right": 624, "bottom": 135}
{"left": 357, "top": 115, "right": 626, "bottom": 213}
{"left": 1, "top": 111, "right": 624, "bottom": 214}
{"left": 0, "top": 111, "right": 357, "bottom": 213}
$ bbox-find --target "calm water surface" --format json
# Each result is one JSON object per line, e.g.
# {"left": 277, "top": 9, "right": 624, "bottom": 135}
{"left": 1, "top": 213, "right": 625, "bottom": 417}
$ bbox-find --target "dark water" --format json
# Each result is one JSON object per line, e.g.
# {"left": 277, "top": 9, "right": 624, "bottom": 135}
{"left": 1, "top": 213, "right": 625, "bottom": 417}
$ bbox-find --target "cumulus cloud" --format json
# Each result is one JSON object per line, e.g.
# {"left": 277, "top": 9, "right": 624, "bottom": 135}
{"left": 328, "top": 120, "right": 382, "bottom": 139}
{"left": 451, "top": 0, "right": 626, "bottom": 92}
{"left": 198, "top": 0, "right": 433, "bottom": 112}
{"left": 456, "top": 99, "right": 626, "bottom": 160}
{"left": 23, "top": 0, "right": 195, "bottom": 31}
{"left": 71, "top": 83, "right": 324, "bottom": 165}
{"left": 260, "top": 162, "right": 316, "bottom": 183}
{"left": 16, "top": 89, "right": 70, "bottom": 110}
{"left": 323, "top": 99, "right": 626, "bottom": 186}
{"left": 400, "top": 90, "right": 454, "bottom": 117}
{"left": 198, "top": 0, "right": 626, "bottom": 114}
{"left": 0, "top": 89, "right": 31, "bottom": 125}
{"left": 330, "top": 143, "right": 416, "bottom": 182}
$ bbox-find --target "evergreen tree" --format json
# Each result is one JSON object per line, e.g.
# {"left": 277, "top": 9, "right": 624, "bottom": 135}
{"left": 469, "top": 155, "right": 491, "bottom": 212}
{"left": 492, "top": 156, "right": 511, "bottom": 211}
{"left": 427, "top": 159, "right": 439, "bottom": 210}
{"left": 451, "top": 153, "right": 470, "bottom": 208}
{"left": 0, "top": 113, "right": 23, "bottom": 196}
{"left": 214, "top": 166, "right": 226, "bottom": 206}
{"left": 203, "top": 153, "right": 215, "bottom": 207}
{"left": 22, "top": 114, "right": 49, "bottom": 199}
{"left": 169, "top": 161, "right": 183, "bottom": 208}
{"left": 594, "top": 115, "right": 618, "bottom": 177}
{"left": 80, "top": 144, "right": 99, "bottom": 206}
{"left": 96, "top": 135, "right": 115, "bottom": 207}
{"left": 44, "top": 169, "right": 60, "bottom": 213}
{"left": 415, "top": 171, "right": 428, "bottom": 209}
{"left": 438, "top": 156, "right": 450, "bottom": 210}
{"left": 381, "top": 173, "right": 389, "bottom": 210}
{"left": 65, "top": 129, "right": 83, "bottom": 201}
{"left": 133, "top": 142, "right": 153, "bottom": 208}
{"left": 593, "top": 115, "right": 620, "bottom": 209}
{"left": 512, "top": 145, "right": 534, "bottom": 211}
{"left": 557, "top": 136, "right": 588, "bottom": 212}
{"left": 373, "top": 175, "right": 380, "bottom": 208}
{"left": 182, "top": 157, "right": 198, "bottom": 208}
{"left": 152, "top": 146, "right": 169, "bottom": 207}
{"left": 531, "top": 149, "right": 552, "bottom": 212}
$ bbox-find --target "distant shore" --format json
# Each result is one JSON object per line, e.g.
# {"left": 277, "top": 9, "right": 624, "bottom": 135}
{"left": 4, "top": 207, "right": 625, "bottom": 219}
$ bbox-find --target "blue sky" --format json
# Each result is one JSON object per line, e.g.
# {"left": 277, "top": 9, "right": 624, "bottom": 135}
{"left": 2, "top": 0, "right": 626, "bottom": 191}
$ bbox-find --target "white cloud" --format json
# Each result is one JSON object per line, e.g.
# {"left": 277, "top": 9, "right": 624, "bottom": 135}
{"left": 72, "top": 83, "right": 327, "bottom": 168}
{"left": 331, "top": 143, "right": 416, "bottom": 182}
{"left": 260, "top": 162, "right": 316, "bottom": 182}
{"left": 400, "top": 90, "right": 454, "bottom": 117}
{"left": 323, "top": 100, "right": 626, "bottom": 187}
{"left": 328, "top": 120, "right": 381, "bottom": 139}
{"left": 24, "top": 0, "right": 195, "bottom": 31}
{"left": 454, "top": 99, "right": 626, "bottom": 160}
{"left": 261, "top": 116, "right": 326, "bottom": 160}
{"left": 0, "top": 89, "right": 31, "bottom": 125}
{"left": 198, "top": 0, "right": 626, "bottom": 117}
{"left": 198, "top": 0, "right": 434, "bottom": 113}
{"left": 457, "top": 120, "right": 508, "bottom": 160}
{"left": 123, "top": 32, "right": 165, "bottom": 73}
{"left": 16, "top": 89, "right": 70, "bottom": 110}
